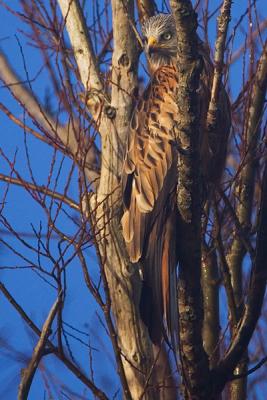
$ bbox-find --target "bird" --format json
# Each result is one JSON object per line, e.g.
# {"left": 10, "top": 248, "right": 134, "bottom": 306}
{"left": 121, "top": 13, "right": 230, "bottom": 346}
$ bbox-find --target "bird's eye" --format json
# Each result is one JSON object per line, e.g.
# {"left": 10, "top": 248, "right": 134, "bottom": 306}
{"left": 161, "top": 32, "right": 172, "bottom": 41}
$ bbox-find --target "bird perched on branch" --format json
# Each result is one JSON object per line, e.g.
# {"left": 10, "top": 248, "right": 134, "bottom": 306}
{"left": 121, "top": 14, "right": 230, "bottom": 345}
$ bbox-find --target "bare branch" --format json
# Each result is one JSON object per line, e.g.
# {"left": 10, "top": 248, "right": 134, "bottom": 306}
{"left": 214, "top": 201, "right": 238, "bottom": 326}
{"left": 57, "top": 0, "right": 103, "bottom": 93}
{"left": 136, "top": 0, "right": 156, "bottom": 23}
{"left": 0, "top": 173, "right": 79, "bottom": 211}
{"left": 230, "top": 18, "right": 267, "bottom": 65}
{"left": 110, "top": 0, "right": 140, "bottom": 150}
{"left": 170, "top": 0, "right": 203, "bottom": 222}
{"left": 207, "top": 0, "right": 232, "bottom": 131}
{"left": 212, "top": 44, "right": 267, "bottom": 391}
{"left": 227, "top": 40, "right": 267, "bottom": 314}
{"left": 0, "top": 51, "right": 100, "bottom": 182}
{"left": 201, "top": 243, "right": 220, "bottom": 368}
{"left": 214, "top": 148, "right": 267, "bottom": 391}
{"left": 0, "top": 102, "right": 59, "bottom": 148}
{"left": 230, "top": 355, "right": 267, "bottom": 381}
{"left": 0, "top": 281, "right": 109, "bottom": 400}
{"left": 18, "top": 293, "right": 61, "bottom": 400}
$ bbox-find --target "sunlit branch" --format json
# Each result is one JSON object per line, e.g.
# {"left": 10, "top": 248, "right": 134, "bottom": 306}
{"left": 57, "top": 0, "right": 105, "bottom": 119}
{"left": 0, "top": 173, "right": 79, "bottom": 211}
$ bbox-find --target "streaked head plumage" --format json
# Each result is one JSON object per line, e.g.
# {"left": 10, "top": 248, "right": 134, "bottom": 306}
{"left": 142, "top": 14, "right": 177, "bottom": 72}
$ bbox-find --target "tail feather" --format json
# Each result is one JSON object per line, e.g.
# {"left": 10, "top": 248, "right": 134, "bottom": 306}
{"left": 139, "top": 199, "right": 178, "bottom": 348}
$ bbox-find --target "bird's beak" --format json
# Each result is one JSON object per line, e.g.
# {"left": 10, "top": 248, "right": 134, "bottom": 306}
{"left": 147, "top": 36, "right": 158, "bottom": 57}
{"left": 147, "top": 36, "right": 158, "bottom": 48}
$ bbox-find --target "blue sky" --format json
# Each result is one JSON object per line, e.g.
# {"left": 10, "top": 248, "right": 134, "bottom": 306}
{"left": 0, "top": 1, "right": 266, "bottom": 399}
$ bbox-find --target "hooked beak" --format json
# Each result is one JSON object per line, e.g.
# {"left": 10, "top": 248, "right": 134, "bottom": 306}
{"left": 147, "top": 36, "right": 158, "bottom": 47}
{"left": 147, "top": 36, "right": 158, "bottom": 56}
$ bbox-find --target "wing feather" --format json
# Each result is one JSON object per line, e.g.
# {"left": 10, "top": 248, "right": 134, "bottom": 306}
{"left": 121, "top": 65, "right": 180, "bottom": 344}
{"left": 122, "top": 65, "right": 179, "bottom": 262}
{"left": 121, "top": 44, "right": 231, "bottom": 347}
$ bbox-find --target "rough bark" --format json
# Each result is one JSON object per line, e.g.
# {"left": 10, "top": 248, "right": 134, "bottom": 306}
{"left": 57, "top": 1, "right": 156, "bottom": 399}
{"left": 90, "top": 1, "right": 155, "bottom": 398}
{"left": 170, "top": 1, "right": 210, "bottom": 398}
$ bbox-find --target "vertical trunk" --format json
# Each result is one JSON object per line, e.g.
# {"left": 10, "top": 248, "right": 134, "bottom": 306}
{"left": 170, "top": 1, "right": 210, "bottom": 397}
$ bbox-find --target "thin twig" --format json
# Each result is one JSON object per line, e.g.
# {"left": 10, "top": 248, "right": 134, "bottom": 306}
{"left": 0, "top": 173, "right": 79, "bottom": 211}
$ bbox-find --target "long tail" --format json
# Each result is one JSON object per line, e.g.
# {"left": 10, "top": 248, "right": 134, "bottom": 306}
{"left": 139, "top": 202, "right": 178, "bottom": 348}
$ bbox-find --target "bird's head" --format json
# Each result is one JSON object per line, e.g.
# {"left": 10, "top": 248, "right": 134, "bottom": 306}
{"left": 142, "top": 14, "right": 177, "bottom": 73}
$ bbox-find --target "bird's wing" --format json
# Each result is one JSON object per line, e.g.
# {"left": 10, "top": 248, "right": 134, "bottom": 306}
{"left": 121, "top": 65, "right": 179, "bottom": 263}
{"left": 121, "top": 66, "right": 179, "bottom": 344}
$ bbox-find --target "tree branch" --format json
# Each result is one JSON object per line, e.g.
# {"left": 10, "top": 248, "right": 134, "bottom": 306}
{"left": 170, "top": 1, "right": 210, "bottom": 398}
{"left": 18, "top": 293, "right": 61, "bottom": 400}
{"left": 230, "top": 355, "right": 267, "bottom": 381}
{"left": 0, "top": 173, "right": 79, "bottom": 211}
{"left": 212, "top": 41, "right": 267, "bottom": 387}
{"left": 201, "top": 243, "right": 220, "bottom": 368}
{"left": 136, "top": 0, "right": 156, "bottom": 23}
{"left": 57, "top": 0, "right": 103, "bottom": 94}
{"left": 225, "top": 38, "right": 267, "bottom": 357}
{"left": 0, "top": 281, "right": 109, "bottom": 400}
{"left": 213, "top": 152, "right": 267, "bottom": 392}
{"left": 0, "top": 51, "right": 100, "bottom": 183}
{"left": 206, "top": 0, "right": 232, "bottom": 132}
{"left": 89, "top": 2, "right": 156, "bottom": 398}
